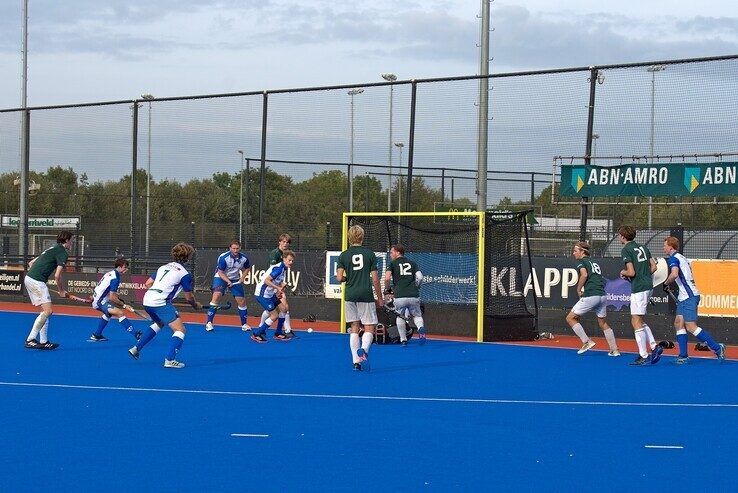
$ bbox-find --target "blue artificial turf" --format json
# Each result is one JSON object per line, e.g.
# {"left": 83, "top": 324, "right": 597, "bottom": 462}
{"left": 0, "top": 311, "right": 735, "bottom": 492}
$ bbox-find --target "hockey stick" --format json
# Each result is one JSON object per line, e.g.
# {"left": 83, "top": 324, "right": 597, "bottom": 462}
{"left": 175, "top": 300, "right": 232, "bottom": 311}
{"left": 118, "top": 298, "right": 152, "bottom": 321}
{"left": 57, "top": 291, "right": 92, "bottom": 304}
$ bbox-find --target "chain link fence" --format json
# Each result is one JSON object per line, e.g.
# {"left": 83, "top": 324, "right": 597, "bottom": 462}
{"left": 1, "top": 55, "right": 737, "bottom": 265}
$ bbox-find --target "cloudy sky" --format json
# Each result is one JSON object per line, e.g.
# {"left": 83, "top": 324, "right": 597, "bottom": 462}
{"left": 0, "top": 0, "right": 736, "bottom": 108}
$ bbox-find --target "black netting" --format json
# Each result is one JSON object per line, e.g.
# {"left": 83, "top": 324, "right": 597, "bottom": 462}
{"left": 484, "top": 211, "right": 538, "bottom": 341}
{"left": 347, "top": 214, "right": 481, "bottom": 338}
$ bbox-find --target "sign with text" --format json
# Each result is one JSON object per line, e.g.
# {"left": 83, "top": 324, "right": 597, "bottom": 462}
{"left": 692, "top": 260, "right": 738, "bottom": 317}
{"left": 1, "top": 215, "right": 81, "bottom": 229}
{"left": 560, "top": 162, "right": 738, "bottom": 197}
{"left": 0, "top": 269, "right": 24, "bottom": 295}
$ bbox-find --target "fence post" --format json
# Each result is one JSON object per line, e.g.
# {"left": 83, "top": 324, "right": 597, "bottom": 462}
{"left": 131, "top": 100, "right": 139, "bottom": 266}
{"left": 406, "top": 80, "right": 417, "bottom": 211}
{"left": 530, "top": 173, "right": 535, "bottom": 205}
{"left": 325, "top": 222, "right": 331, "bottom": 250}
{"left": 580, "top": 67, "right": 599, "bottom": 241}
{"left": 75, "top": 222, "right": 81, "bottom": 272}
{"left": 259, "top": 91, "right": 268, "bottom": 249}
{"left": 190, "top": 221, "right": 196, "bottom": 280}
{"left": 19, "top": 109, "right": 30, "bottom": 268}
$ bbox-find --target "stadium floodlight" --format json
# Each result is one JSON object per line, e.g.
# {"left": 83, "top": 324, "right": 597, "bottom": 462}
{"left": 141, "top": 94, "right": 155, "bottom": 256}
{"left": 347, "top": 88, "right": 365, "bottom": 211}
{"left": 381, "top": 74, "right": 397, "bottom": 211}
{"left": 394, "top": 142, "right": 404, "bottom": 212}
{"left": 237, "top": 150, "right": 249, "bottom": 244}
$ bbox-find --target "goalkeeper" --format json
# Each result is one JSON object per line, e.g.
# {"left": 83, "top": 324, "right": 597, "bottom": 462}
{"left": 384, "top": 244, "right": 427, "bottom": 346}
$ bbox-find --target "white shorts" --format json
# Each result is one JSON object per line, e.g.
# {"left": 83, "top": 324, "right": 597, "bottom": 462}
{"left": 572, "top": 295, "right": 607, "bottom": 318}
{"left": 24, "top": 276, "right": 51, "bottom": 306}
{"left": 345, "top": 301, "right": 378, "bottom": 326}
{"left": 392, "top": 297, "right": 423, "bottom": 318}
{"left": 630, "top": 290, "right": 652, "bottom": 316}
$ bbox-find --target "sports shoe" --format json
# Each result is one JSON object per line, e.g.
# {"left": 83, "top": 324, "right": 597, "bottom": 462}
{"left": 357, "top": 348, "right": 370, "bottom": 372}
{"left": 577, "top": 340, "right": 596, "bottom": 355}
{"left": 650, "top": 345, "right": 663, "bottom": 364}
{"left": 37, "top": 341, "right": 59, "bottom": 350}
{"left": 629, "top": 355, "right": 650, "bottom": 366}
{"left": 205, "top": 322, "right": 214, "bottom": 332}
{"left": 674, "top": 355, "right": 690, "bottom": 365}
{"left": 716, "top": 343, "right": 726, "bottom": 362}
{"left": 274, "top": 331, "right": 295, "bottom": 341}
{"left": 24, "top": 339, "right": 39, "bottom": 349}
{"left": 134, "top": 330, "right": 143, "bottom": 341}
{"left": 128, "top": 346, "right": 140, "bottom": 360}
{"left": 89, "top": 333, "right": 108, "bottom": 342}
{"left": 250, "top": 333, "right": 267, "bottom": 343}
{"left": 353, "top": 363, "right": 362, "bottom": 371}
{"left": 241, "top": 323, "right": 251, "bottom": 332}
{"left": 400, "top": 340, "right": 408, "bottom": 347}
{"left": 164, "top": 359, "right": 185, "bottom": 369}
{"left": 418, "top": 327, "right": 427, "bottom": 346}
{"left": 608, "top": 349, "right": 621, "bottom": 357}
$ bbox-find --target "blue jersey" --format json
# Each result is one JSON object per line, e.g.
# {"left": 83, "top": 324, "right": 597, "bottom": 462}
{"left": 667, "top": 252, "right": 700, "bottom": 302}
{"left": 144, "top": 262, "right": 194, "bottom": 307}
{"left": 213, "top": 251, "right": 250, "bottom": 282}
{"left": 92, "top": 269, "right": 121, "bottom": 307}
{"left": 254, "top": 262, "right": 288, "bottom": 298}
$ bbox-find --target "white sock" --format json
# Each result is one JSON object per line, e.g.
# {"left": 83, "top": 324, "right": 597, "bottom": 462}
{"left": 397, "top": 318, "right": 407, "bottom": 342}
{"left": 634, "top": 329, "right": 648, "bottom": 358}
{"left": 350, "top": 333, "right": 360, "bottom": 363}
{"left": 28, "top": 312, "right": 49, "bottom": 341}
{"left": 602, "top": 328, "right": 617, "bottom": 351}
{"left": 284, "top": 311, "right": 292, "bottom": 332}
{"left": 361, "top": 331, "right": 374, "bottom": 352}
{"left": 643, "top": 324, "right": 656, "bottom": 350}
{"left": 260, "top": 310, "right": 270, "bottom": 326}
{"left": 571, "top": 323, "right": 589, "bottom": 344}
{"left": 39, "top": 320, "right": 49, "bottom": 344}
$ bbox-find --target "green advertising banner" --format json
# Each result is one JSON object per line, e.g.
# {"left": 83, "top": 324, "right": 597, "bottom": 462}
{"left": 560, "top": 162, "right": 738, "bottom": 197}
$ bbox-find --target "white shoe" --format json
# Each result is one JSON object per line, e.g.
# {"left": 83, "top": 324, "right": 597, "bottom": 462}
{"left": 608, "top": 349, "right": 621, "bottom": 357}
{"left": 164, "top": 359, "right": 185, "bottom": 368}
{"left": 205, "top": 322, "right": 214, "bottom": 332}
{"left": 577, "top": 340, "right": 596, "bottom": 354}
{"left": 241, "top": 323, "right": 251, "bottom": 332}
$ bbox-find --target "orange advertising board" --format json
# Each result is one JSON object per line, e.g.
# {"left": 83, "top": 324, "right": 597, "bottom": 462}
{"left": 692, "top": 260, "right": 738, "bottom": 317}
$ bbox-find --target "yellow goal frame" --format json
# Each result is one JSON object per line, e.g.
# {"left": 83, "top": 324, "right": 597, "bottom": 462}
{"left": 340, "top": 211, "right": 486, "bottom": 342}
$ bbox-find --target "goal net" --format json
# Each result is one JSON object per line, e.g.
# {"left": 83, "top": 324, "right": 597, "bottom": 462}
{"left": 341, "top": 211, "right": 537, "bottom": 341}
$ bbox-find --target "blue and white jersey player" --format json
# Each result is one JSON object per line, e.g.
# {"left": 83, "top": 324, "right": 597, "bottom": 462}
{"left": 89, "top": 258, "right": 140, "bottom": 342}
{"left": 128, "top": 243, "right": 202, "bottom": 369}
{"left": 250, "top": 250, "right": 296, "bottom": 342}
{"left": 205, "top": 239, "right": 251, "bottom": 332}
{"left": 663, "top": 236, "right": 725, "bottom": 364}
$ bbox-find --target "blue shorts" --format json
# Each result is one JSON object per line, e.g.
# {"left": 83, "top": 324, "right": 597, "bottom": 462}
{"left": 144, "top": 304, "right": 180, "bottom": 326}
{"left": 95, "top": 300, "right": 115, "bottom": 318}
{"left": 211, "top": 278, "right": 245, "bottom": 298}
{"left": 676, "top": 295, "right": 700, "bottom": 323}
{"left": 256, "top": 295, "right": 280, "bottom": 312}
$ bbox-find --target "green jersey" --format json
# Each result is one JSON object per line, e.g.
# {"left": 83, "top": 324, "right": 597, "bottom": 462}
{"left": 576, "top": 257, "right": 605, "bottom": 297}
{"left": 27, "top": 244, "right": 69, "bottom": 283}
{"left": 268, "top": 248, "right": 283, "bottom": 265}
{"left": 337, "top": 246, "right": 377, "bottom": 302}
{"left": 621, "top": 241, "right": 653, "bottom": 293}
{"left": 387, "top": 256, "right": 420, "bottom": 299}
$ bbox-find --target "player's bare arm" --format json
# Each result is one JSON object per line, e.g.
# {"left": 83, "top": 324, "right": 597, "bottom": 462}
{"left": 577, "top": 267, "right": 588, "bottom": 296}
{"left": 54, "top": 265, "right": 68, "bottom": 298}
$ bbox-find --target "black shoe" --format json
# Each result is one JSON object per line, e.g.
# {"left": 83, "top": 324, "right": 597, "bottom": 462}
{"left": 353, "top": 363, "right": 362, "bottom": 371}
{"left": 657, "top": 340, "right": 675, "bottom": 349}
{"left": 251, "top": 333, "right": 267, "bottom": 343}
{"left": 37, "top": 341, "right": 59, "bottom": 350}
{"left": 629, "top": 355, "right": 649, "bottom": 366}
{"left": 89, "top": 333, "right": 108, "bottom": 342}
{"left": 274, "top": 331, "right": 295, "bottom": 341}
{"left": 24, "top": 339, "right": 39, "bottom": 349}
